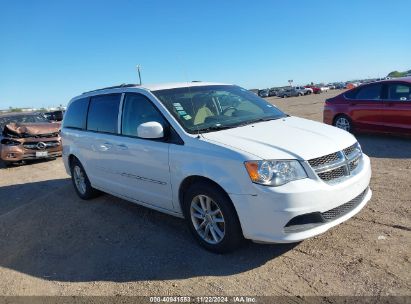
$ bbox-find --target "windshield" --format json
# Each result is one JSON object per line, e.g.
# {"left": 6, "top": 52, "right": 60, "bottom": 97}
{"left": 0, "top": 114, "right": 48, "bottom": 130}
{"left": 152, "top": 85, "right": 287, "bottom": 133}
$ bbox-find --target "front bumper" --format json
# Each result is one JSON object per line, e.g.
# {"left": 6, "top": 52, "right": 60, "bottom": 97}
{"left": 230, "top": 154, "right": 372, "bottom": 243}
{"left": 323, "top": 106, "right": 334, "bottom": 125}
{"left": 0, "top": 144, "right": 62, "bottom": 162}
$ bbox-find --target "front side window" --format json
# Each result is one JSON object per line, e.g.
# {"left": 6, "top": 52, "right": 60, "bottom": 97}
{"left": 153, "top": 85, "right": 287, "bottom": 133}
{"left": 121, "top": 93, "right": 166, "bottom": 137}
{"left": 354, "top": 84, "right": 382, "bottom": 100}
{"left": 63, "top": 97, "right": 89, "bottom": 129}
{"left": 87, "top": 94, "right": 121, "bottom": 134}
{"left": 387, "top": 83, "right": 411, "bottom": 101}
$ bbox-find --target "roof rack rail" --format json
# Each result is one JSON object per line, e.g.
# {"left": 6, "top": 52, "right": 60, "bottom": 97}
{"left": 82, "top": 83, "right": 139, "bottom": 94}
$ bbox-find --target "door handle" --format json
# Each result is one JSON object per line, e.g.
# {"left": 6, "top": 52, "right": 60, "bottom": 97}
{"left": 98, "top": 142, "right": 113, "bottom": 151}
{"left": 117, "top": 144, "right": 128, "bottom": 150}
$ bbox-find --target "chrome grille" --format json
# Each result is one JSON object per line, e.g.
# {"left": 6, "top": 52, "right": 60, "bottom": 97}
{"left": 318, "top": 166, "right": 346, "bottom": 181}
{"left": 322, "top": 188, "right": 368, "bottom": 221}
{"left": 308, "top": 142, "right": 362, "bottom": 184}
{"left": 308, "top": 152, "right": 340, "bottom": 168}
{"left": 343, "top": 144, "right": 357, "bottom": 157}
{"left": 23, "top": 141, "right": 60, "bottom": 150}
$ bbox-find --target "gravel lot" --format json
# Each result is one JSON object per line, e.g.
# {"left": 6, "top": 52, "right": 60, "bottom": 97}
{"left": 0, "top": 90, "right": 410, "bottom": 296}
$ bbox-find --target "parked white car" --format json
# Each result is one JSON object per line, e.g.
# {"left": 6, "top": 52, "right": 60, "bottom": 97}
{"left": 294, "top": 86, "right": 312, "bottom": 95}
{"left": 62, "top": 82, "right": 372, "bottom": 253}
{"left": 319, "top": 86, "right": 330, "bottom": 92}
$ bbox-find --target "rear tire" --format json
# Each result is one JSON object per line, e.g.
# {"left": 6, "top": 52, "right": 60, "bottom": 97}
{"left": 70, "top": 158, "right": 100, "bottom": 200}
{"left": 182, "top": 181, "right": 244, "bottom": 253}
{"left": 333, "top": 115, "right": 353, "bottom": 133}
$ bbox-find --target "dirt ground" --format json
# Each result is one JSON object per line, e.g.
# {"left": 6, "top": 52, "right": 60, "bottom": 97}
{"left": 0, "top": 90, "right": 410, "bottom": 297}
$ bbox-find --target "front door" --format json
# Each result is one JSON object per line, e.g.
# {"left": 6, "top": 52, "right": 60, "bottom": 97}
{"left": 111, "top": 93, "right": 173, "bottom": 211}
{"left": 348, "top": 83, "right": 385, "bottom": 131}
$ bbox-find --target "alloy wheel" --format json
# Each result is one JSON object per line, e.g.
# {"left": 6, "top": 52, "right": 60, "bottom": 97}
{"left": 335, "top": 117, "right": 351, "bottom": 131}
{"left": 73, "top": 165, "right": 87, "bottom": 195}
{"left": 190, "top": 195, "right": 225, "bottom": 244}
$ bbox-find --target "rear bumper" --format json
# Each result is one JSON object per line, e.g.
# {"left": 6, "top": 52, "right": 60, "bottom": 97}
{"left": 230, "top": 154, "right": 372, "bottom": 243}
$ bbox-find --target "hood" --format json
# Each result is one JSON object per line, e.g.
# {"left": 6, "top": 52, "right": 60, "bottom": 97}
{"left": 3, "top": 122, "right": 61, "bottom": 137}
{"left": 201, "top": 116, "right": 357, "bottom": 160}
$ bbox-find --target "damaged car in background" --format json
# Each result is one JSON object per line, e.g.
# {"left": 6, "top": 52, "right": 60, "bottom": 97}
{"left": 0, "top": 112, "right": 62, "bottom": 165}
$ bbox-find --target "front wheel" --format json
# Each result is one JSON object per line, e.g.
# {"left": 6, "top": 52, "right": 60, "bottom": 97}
{"left": 333, "top": 115, "right": 353, "bottom": 132}
{"left": 3, "top": 161, "right": 14, "bottom": 167}
{"left": 183, "top": 182, "right": 244, "bottom": 253}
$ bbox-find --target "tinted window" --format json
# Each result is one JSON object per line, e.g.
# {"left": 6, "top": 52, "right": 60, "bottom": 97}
{"left": 63, "top": 97, "right": 89, "bottom": 129}
{"left": 355, "top": 84, "right": 382, "bottom": 100}
{"left": 121, "top": 93, "right": 166, "bottom": 137}
{"left": 87, "top": 94, "right": 121, "bottom": 134}
{"left": 387, "top": 83, "right": 411, "bottom": 101}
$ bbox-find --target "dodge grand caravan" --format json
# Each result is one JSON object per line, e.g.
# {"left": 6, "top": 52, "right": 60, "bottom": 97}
{"left": 62, "top": 82, "right": 372, "bottom": 253}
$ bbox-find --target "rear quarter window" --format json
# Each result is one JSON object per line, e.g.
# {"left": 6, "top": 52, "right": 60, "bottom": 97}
{"left": 63, "top": 97, "right": 90, "bottom": 129}
{"left": 344, "top": 88, "right": 357, "bottom": 99}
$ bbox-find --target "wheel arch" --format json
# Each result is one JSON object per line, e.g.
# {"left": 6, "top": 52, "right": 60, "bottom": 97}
{"left": 68, "top": 154, "right": 78, "bottom": 168}
{"left": 178, "top": 175, "right": 240, "bottom": 219}
{"left": 333, "top": 113, "right": 352, "bottom": 124}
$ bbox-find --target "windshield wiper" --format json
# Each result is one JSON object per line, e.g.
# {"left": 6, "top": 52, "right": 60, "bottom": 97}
{"left": 197, "top": 124, "right": 236, "bottom": 133}
{"left": 197, "top": 116, "right": 284, "bottom": 133}
{"left": 237, "top": 116, "right": 282, "bottom": 127}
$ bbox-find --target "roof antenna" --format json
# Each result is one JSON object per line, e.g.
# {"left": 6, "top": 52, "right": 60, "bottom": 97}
{"left": 136, "top": 65, "right": 142, "bottom": 85}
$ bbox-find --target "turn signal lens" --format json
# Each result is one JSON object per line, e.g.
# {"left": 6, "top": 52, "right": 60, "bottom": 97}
{"left": 244, "top": 161, "right": 260, "bottom": 182}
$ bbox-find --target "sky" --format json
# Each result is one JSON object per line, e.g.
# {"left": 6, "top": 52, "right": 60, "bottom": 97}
{"left": 0, "top": 0, "right": 410, "bottom": 109}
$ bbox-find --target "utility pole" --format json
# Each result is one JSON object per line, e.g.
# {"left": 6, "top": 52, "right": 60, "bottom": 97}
{"left": 136, "top": 65, "right": 142, "bottom": 85}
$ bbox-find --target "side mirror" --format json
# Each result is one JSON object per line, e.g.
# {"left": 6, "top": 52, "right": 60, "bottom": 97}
{"left": 137, "top": 121, "right": 164, "bottom": 139}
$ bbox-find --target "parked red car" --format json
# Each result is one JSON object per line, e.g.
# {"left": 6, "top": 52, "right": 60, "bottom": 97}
{"left": 323, "top": 77, "right": 411, "bottom": 136}
{"left": 305, "top": 85, "right": 321, "bottom": 94}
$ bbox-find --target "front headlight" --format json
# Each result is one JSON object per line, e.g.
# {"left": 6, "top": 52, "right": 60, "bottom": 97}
{"left": 1, "top": 139, "right": 21, "bottom": 146}
{"left": 244, "top": 160, "right": 307, "bottom": 186}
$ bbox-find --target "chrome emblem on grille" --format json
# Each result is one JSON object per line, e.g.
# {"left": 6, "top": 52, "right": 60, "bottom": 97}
{"left": 36, "top": 142, "right": 47, "bottom": 150}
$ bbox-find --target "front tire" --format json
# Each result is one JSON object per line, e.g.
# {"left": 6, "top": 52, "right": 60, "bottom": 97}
{"left": 70, "top": 158, "right": 99, "bottom": 200}
{"left": 3, "top": 161, "right": 14, "bottom": 167}
{"left": 182, "top": 182, "right": 244, "bottom": 253}
{"left": 333, "top": 115, "right": 353, "bottom": 132}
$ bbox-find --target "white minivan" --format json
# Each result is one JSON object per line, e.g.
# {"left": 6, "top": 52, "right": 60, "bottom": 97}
{"left": 62, "top": 82, "right": 372, "bottom": 253}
